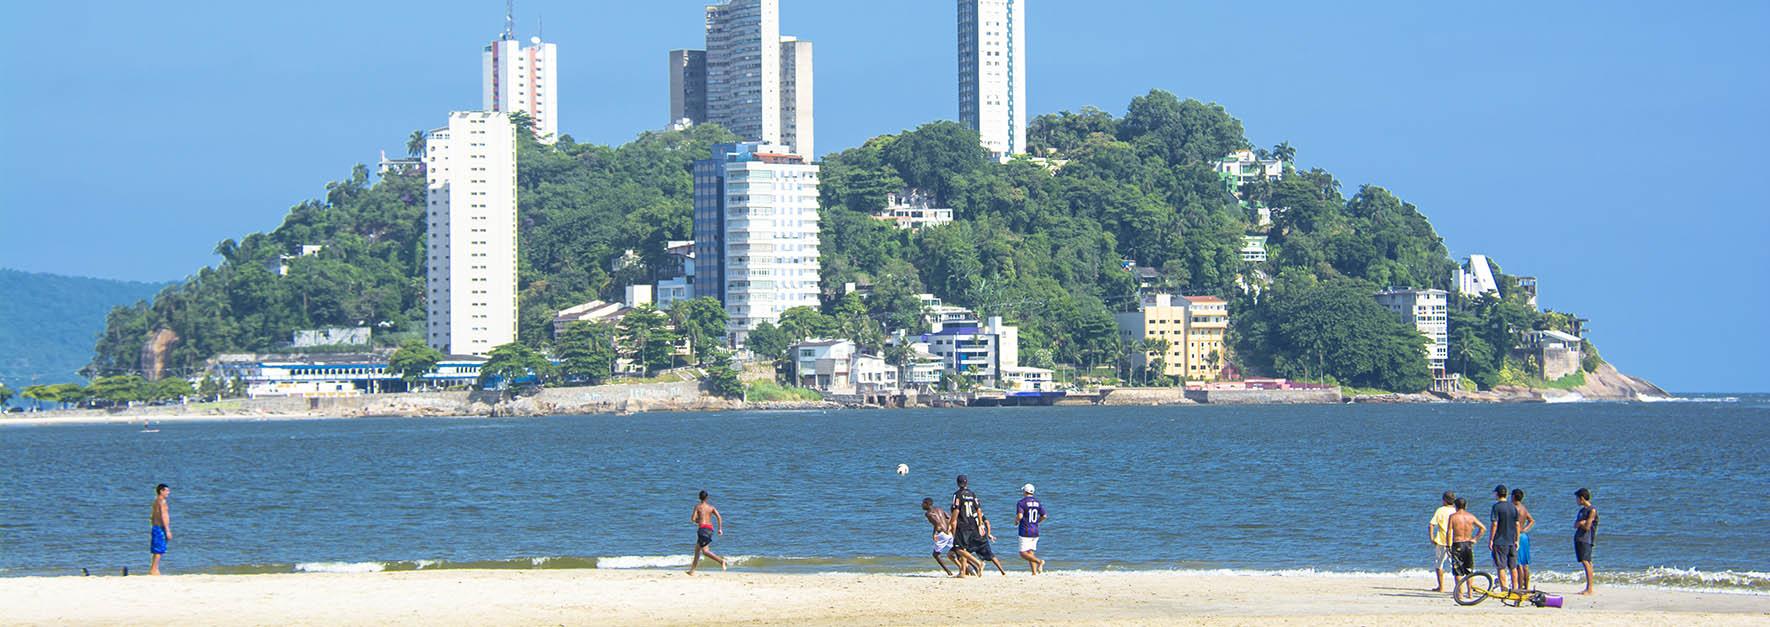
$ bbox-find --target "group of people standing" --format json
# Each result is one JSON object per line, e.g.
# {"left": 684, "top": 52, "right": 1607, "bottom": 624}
{"left": 921, "top": 475, "right": 1047, "bottom": 577}
{"left": 1429, "top": 485, "right": 1600, "bottom": 596}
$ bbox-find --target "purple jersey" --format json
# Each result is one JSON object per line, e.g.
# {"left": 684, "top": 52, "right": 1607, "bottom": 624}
{"left": 1016, "top": 496, "right": 1044, "bottom": 538}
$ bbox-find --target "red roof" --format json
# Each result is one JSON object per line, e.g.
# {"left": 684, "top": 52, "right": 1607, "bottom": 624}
{"left": 1183, "top": 295, "right": 1226, "bottom": 303}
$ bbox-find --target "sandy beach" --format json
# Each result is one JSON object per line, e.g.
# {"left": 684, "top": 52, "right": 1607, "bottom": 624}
{"left": 1, "top": 570, "right": 1763, "bottom": 625}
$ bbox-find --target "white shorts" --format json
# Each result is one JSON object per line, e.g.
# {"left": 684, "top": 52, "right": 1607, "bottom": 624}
{"left": 1433, "top": 544, "right": 1455, "bottom": 570}
{"left": 934, "top": 533, "right": 953, "bottom": 555}
{"left": 1019, "top": 536, "right": 1039, "bottom": 553}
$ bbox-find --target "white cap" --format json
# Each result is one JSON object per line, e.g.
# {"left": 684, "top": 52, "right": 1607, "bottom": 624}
{"left": 1022, "top": 483, "right": 1035, "bottom": 494}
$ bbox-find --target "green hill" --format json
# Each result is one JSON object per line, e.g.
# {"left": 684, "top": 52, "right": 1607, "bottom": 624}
{"left": 0, "top": 269, "right": 168, "bottom": 387}
{"left": 83, "top": 89, "right": 1602, "bottom": 393}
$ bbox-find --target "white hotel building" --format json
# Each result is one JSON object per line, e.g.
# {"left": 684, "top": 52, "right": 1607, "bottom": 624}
{"left": 959, "top": 0, "right": 1027, "bottom": 160}
{"left": 693, "top": 142, "right": 820, "bottom": 345}
{"left": 426, "top": 112, "right": 519, "bottom": 356}
{"left": 484, "top": 34, "right": 558, "bottom": 143}
{"left": 675, "top": 0, "right": 815, "bottom": 158}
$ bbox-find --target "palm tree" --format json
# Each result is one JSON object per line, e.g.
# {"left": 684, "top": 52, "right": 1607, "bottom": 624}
{"left": 406, "top": 130, "right": 427, "bottom": 158}
{"left": 1271, "top": 141, "right": 1296, "bottom": 163}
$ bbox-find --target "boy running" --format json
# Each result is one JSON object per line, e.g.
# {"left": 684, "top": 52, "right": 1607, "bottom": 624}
{"left": 1015, "top": 484, "right": 1047, "bottom": 574}
{"left": 687, "top": 490, "right": 725, "bottom": 575}
{"left": 922, "top": 498, "right": 970, "bottom": 576}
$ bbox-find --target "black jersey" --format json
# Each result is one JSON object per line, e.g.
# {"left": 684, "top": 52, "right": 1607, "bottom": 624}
{"left": 951, "top": 488, "right": 982, "bottom": 531}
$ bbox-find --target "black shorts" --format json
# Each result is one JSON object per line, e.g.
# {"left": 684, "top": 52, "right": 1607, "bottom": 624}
{"left": 697, "top": 527, "right": 714, "bottom": 548}
{"left": 955, "top": 528, "right": 993, "bottom": 560}
{"left": 1575, "top": 541, "right": 1593, "bottom": 563}
{"left": 1452, "top": 541, "right": 1475, "bottom": 576}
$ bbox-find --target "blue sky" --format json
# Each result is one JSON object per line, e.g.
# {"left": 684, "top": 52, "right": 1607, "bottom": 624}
{"left": 2, "top": 1, "right": 1765, "bottom": 392}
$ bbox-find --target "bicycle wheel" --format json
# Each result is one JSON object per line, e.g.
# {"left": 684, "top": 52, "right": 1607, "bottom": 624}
{"left": 1454, "top": 572, "right": 1493, "bottom": 606}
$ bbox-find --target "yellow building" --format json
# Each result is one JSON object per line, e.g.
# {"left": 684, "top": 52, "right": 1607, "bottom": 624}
{"left": 1113, "top": 293, "right": 1230, "bottom": 382}
{"left": 1181, "top": 296, "right": 1228, "bottom": 382}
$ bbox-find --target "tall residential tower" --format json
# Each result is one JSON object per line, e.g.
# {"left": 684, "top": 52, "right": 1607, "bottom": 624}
{"left": 426, "top": 112, "right": 520, "bottom": 356}
{"left": 958, "top": 0, "right": 1027, "bottom": 160}
{"left": 671, "top": 0, "right": 814, "bottom": 157}
{"left": 483, "top": 9, "right": 558, "bottom": 143}
{"left": 693, "top": 142, "right": 821, "bottom": 345}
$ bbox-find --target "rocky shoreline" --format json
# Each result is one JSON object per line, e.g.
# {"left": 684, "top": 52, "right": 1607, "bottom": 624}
{"left": 3, "top": 364, "right": 1671, "bottom": 424}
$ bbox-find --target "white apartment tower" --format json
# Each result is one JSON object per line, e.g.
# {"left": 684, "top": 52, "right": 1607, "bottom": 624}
{"left": 693, "top": 142, "right": 821, "bottom": 345}
{"left": 1375, "top": 288, "right": 1455, "bottom": 393}
{"left": 483, "top": 11, "right": 559, "bottom": 144}
{"left": 677, "top": 0, "right": 815, "bottom": 157}
{"left": 959, "top": 0, "right": 1027, "bottom": 160}
{"left": 426, "top": 112, "right": 520, "bottom": 356}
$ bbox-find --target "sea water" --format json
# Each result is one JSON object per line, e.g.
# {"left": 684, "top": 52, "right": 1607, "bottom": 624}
{"left": 1, "top": 396, "right": 1765, "bottom": 592}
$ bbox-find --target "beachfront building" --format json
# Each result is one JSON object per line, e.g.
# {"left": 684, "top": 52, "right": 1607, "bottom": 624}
{"left": 958, "top": 0, "right": 1027, "bottom": 160}
{"left": 1374, "top": 288, "right": 1456, "bottom": 393}
{"left": 917, "top": 316, "right": 1022, "bottom": 388}
{"left": 483, "top": 13, "right": 558, "bottom": 143}
{"left": 918, "top": 293, "right": 981, "bottom": 332}
{"left": 692, "top": 142, "right": 821, "bottom": 345}
{"left": 1181, "top": 296, "right": 1228, "bottom": 382}
{"left": 425, "top": 111, "right": 519, "bottom": 357}
{"left": 1114, "top": 293, "right": 1229, "bottom": 382}
{"left": 219, "top": 353, "right": 488, "bottom": 398}
{"left": 1114, "top": 293, "right": 1189, "bottom": 379}
{"left": 674, "top": 0, "right": 815, "bottom": 157}
{"left": 1215, "top": 149, "right": 1284, "bottom": 190}
{"left": 654, "top": 240, "right": 697, "bottom": 310}
{"left": 1524, "top": 329, "right": 1584, "bottom": 380}
{"left": 874, "top": 189, "right": 955, "bottom": 230}
{"left": 789, "top": 339, "right": 898, "bottom": 396}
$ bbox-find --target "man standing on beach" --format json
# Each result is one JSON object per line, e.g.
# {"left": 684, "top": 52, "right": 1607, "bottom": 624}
{"left": 1448, "top": 498, "right": 1485, "bottom": 602}
{"left": 922, "top": 498, "right": 969, "bottom": 576}
{"left": 1428, "top": 491, "right": 1456, "bottom": 591}
{"left": 1512, "top": 488, "right": 1535, "bottom": 590}
{"left": 1488, "top": 484, "right": 1520, "bottom": 591}
{"left": 1015, "top": 484, "right": 1047, "bottom": 575}
{"left": 1574, "top": 487, "right": 1599, "bottom": 595}
{"left": 687, "top": 490, "right": 725, "bottom": 575}
{"left": 149, "top": 484, "right": 171, "bottom": 575}
{"left": 949, "top": 475, "right": 1006, "bottom": 576}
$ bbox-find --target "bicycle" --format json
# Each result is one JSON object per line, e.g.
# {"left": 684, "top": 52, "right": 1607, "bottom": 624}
{"left": 1453, "top": 570, "right": 1562, "bottom": 608}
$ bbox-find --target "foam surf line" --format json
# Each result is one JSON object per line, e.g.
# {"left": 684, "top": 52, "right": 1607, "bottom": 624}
{"left": 595, "top": 555, "right": 758, "bottom": 569}
{"left": 294, "top": 561, "right": 387, "bottom": 573}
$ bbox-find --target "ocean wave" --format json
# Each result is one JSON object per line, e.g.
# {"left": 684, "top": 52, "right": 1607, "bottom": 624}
{"left": 294, "top": 561, "right": 387, "bottom": 574}
{"left": 1637, "top": 395, "right": 1737, "bottom": 403}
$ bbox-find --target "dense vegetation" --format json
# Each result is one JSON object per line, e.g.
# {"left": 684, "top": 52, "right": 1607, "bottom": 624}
{"left": 85, "top": 89, "right": 1601, "bottom": 394}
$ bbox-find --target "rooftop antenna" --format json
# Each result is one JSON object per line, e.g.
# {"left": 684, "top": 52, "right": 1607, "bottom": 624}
{"left": 537, "top": 14, "right": 544, "bottom": 41}
{"left": 502, "top": 0, "right": 515, "bottom": 40}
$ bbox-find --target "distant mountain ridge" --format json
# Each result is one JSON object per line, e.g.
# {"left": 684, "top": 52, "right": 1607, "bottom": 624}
{"left": 0, "top": 268, "right": 169, "bottom": 386}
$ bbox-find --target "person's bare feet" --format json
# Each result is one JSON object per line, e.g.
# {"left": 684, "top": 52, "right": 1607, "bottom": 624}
{"left": 1580, "top": 589, "right": 1595, "bottom": 596}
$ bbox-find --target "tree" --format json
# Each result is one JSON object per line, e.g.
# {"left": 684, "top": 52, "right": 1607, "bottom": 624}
{"left": 1267, "top": 280, "right": 1432, "bottom": 392}
{"left": 617, "top": 305, "right": 678, "bottom": 375}
{"left": 0, "top": 384, "right": 12, "bottom": 407}
{"left": 777, "top": 306, "right": 837, "bottom": 341}
{"left": 388, "top": 340, "right": 445, "bottom": 387}
{"left": 1270, "top": 141, "right": 1296, "bottom": 163}
{"left": 669, "top": 297, "right": 729, "bottom": 363}
{"left": 198, "top": 374, "right": 222, "bottom": 401}
{"left": 88, "top": 375, "right": 146, "bottom": 407}
{"left": 508, "top": 111, "right": 535, "bottom": 137}
{"left": 701, "top": 349, "right": 744, "bottom": 399}
{"left": 406, "top": 130, "right": 427, "bottom": 158}
{"left": 1117, "top": 89, "right": 1247, "bottom": 165}
{"left": 151, "top": 378, "right": 194, "bottom": 403}
{"left": 479, "top": 342, "right": 555, "bottom": 388}
{"left": 746, "top": 322, "right": 792, "bottom": 361}
{"left": 556, "top": 321, "right": 617, "bottom": 384}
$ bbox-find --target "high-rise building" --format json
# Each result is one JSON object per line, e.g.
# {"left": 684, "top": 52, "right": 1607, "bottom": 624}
{"left": 426, "top": 112, "right": 519, "bottom": 356}
{"left": 779, "top": 37, "right": 814, "bottom": 159}
{"left": 1375, "top": 288, "right": 1456, "bottom": 392}
{"left": 668, "top": 49, "right": 709, "bottom": 127}
{"left": 483, "top": 11, "right": 558, "bottom": 144}
{"left": 673, "top": 0, "right": 815, "bottom": 157}
{"left": 958, "top": 0, "right": 1027, "bottom": 160}
{"left": 693, "top": 142, "right": 821, "bottom": 345}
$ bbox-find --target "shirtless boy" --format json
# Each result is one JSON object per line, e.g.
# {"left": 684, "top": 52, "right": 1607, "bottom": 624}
{"left": 1447, "top": 497, "right": 1487, "bottom": 601}
{"left": 149, "top": 484, "right": 172, "bottom": 575}
{"left": 687, "top": 490, "right": 725, "bottom": 575}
